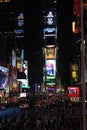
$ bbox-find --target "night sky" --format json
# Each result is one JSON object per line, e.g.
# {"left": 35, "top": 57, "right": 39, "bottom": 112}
{"left": 25, "top": 0, "right": 74, "bottom": 86}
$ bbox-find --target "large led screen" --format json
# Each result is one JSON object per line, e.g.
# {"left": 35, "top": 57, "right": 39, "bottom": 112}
{"left": 46, "top": 59, "right": 56, "bottom": 76}
{"left": 0, "top": 66, "right": 9, "bottom": 89}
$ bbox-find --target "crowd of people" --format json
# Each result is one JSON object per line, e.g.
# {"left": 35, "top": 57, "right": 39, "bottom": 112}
{"left": 0, "top": 100, "right": 83, "bottom": 130}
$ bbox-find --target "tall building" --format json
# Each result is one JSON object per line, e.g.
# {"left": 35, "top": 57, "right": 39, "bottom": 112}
{"left": 72, "top": 0, "right": 87, "bottom": 89}
{"left": 0, "top": 0, "right": 27, "bottom": 98}
{"left": 0, "top": 0, "right": 24, "bottom": 63}
{"left": 41, "top": 0, "right": 62, "bottom": 93}
{"left": 0, "top": 1, "right": 14, "bottom": 64}
{"left": 41, "top": 0, "right": 74, "bottom": 91}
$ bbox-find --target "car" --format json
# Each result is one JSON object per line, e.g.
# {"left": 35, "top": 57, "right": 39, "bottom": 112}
{"left": 19, "top": 103, "right": 29, "bottom": 109}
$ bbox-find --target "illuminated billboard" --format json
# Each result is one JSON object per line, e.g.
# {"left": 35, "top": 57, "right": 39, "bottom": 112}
{"left": 45, "top": 46, "right": 56, "bottom": 59}
{"left": 17, "top": 79, "right": 30, "bottom": 88}
{"left": 44, "top": 11, "right": 56, "bottom": 26}
{"left": 16, "top": 57, "right": 22, "bottom": 70}
{"left": 46, "top": 78, "right": 56, "bottom": 86}
{"left": 14, "top": 13, "right": 24, "bottom": 38}
{"left": 44, "top": 27, "right": 56, "bottom": 37}
{"left": 12, "top": 50, "right": 16, "bottom": 67}
{"left": 46, "top": 59, "right": 56, "bottom": 76}
{"left": 68, "top": 87, "right": 80, "bottom": 97}
{"left": 0, "top": 66, "right": 9, "bottom": 89}
{"left": 20, "top": 93, "right": 26, "bottom": 97}
{"left": 46, "top": 59, "right": 56, "bottom": 85}
{"left": 12, "top": 70, "right": 17, "bottom": 90}
{"left": 17, "top": 60, "right": 28, "bottom": 79}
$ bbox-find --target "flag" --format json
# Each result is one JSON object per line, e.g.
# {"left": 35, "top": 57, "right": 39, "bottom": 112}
{"left": 73, "top": 0, "right": 81, "bottom": 17}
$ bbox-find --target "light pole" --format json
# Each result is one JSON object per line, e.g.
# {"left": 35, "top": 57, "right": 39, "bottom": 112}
{"left": 80, "top": 0, "right": 86, "bottom": 130}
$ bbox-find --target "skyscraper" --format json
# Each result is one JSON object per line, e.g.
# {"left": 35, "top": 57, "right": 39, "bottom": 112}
{"left": 0, "top": 0, "right": 24, "bottom": 64}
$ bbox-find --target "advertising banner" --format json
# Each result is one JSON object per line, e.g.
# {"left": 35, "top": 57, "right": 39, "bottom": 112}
{"left": 46, "top": 59, "right": 56, "bottom": 76}
{"left": 0, "top": 66, "right": 9, "bottom": 89}
{"left": 46, "top": 59, "right": 56, "bottom": 85}
{"left": 45, "top": 46, "right": 56, "bottom": 59}
{"left": 68, "top": 87, "right": 80, "bottom": 97}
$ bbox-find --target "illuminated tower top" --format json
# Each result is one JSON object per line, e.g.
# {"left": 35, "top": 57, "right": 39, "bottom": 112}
{"left": 43, "top": 7, "right": 57, "bottom": 47}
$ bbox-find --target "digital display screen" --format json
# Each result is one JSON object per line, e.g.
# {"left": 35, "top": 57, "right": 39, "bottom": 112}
{"left": 17, "top": 79, "right": 30, "bottom": 88}
{"left": 20, "top": 93, "right": 26, "bottom": 97}
{"left": 45, "top": 59, "right": 56, "bottom": 85}
{"left": 46, "top": 59, "right": 56, "bottom": 76}
{"left": 0, "top": 66, "right": 9, "bottom": 89}
{"left": 46, "top": 77, "right": 56, "bottom": 86}
{"left": 45, "top": 46, "right": 56, "bottom": 59}
{"left": 68, "top": 87, "right": 80, "bottom": 97}
{"left": 44, "top": 27, "right": 56, "bottom": 36}
{"left": 14, "top": 13, "right": 24, "bottom": 38}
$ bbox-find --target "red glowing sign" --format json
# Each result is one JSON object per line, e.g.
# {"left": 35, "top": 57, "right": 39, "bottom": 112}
{"left": 68, "top": 87, "right": 80, "bottom": 97}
